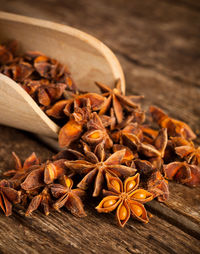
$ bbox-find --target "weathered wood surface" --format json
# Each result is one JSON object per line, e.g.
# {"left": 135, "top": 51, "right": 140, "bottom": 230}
{"left": 0, "top": 0, "right": 200, "bottom": 253}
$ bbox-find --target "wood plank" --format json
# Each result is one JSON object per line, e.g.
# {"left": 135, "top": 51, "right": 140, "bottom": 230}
{"left": 0, "top": 206, "right": 200, "bottom": 254}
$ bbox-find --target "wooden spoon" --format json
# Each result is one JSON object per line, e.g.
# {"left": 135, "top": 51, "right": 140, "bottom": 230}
{"left": 0, "top": 11, "right": 125, "bottom": 138}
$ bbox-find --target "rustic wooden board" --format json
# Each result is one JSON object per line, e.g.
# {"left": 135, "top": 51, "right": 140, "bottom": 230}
{"left": 0, "top": 0, "right": 200, "bottom": 253}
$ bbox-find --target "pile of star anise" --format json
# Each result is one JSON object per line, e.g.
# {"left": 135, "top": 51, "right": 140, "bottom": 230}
{"left": 0, "top": 41, "right": 199, "bottom": 227}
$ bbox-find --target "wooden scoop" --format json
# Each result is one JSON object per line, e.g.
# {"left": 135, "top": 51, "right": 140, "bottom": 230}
{"left": 0, "top": 11, "right": 125, "bottom": 138}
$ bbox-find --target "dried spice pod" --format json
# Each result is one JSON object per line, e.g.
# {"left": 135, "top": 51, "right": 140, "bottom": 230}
{"left": 0, "top": 180, "right": 21, "bottom": 216}
{"left": 44, "top": 159, "right": 68, "bottom": 184}
{"left": 25, "top": 187, "right": 51, "bottom": 216}
{"left": 65, "top": 142, "right": 136, "bottom": 197}
{"left": 147, "top": 171, "right": 169, "bottom": 202}
{"left": 1, "top": 39, "right": 200, "bottom": 229}
{"left": 96, "top": 173, "right": 153, "bottom": 227}
{"left": 164, "top": 161, "right": 200, "bottom": 187}
{"left": 82, "top": 112, "right": 113, "bottom": 149}
{"left": 150, "top": 106, "right": 196, "bottom": 140}
{"left": 50, "top": 175, "right": 86, "bottom": 217}
{"left": 96, "top": 80, "right": 141, "bottom": 125}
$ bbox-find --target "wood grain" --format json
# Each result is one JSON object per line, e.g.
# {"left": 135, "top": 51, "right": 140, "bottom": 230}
{"left": 0, "top": 0, "right": 200, "bottom": 253}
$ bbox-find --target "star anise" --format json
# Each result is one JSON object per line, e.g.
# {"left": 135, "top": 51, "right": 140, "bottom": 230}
{"left": 25, "top": 186, "right": 51, "bottom": 216}
{"left": 65, "top": 142, "right": 136, "bottom": 196}
{"left": 174, "top": 142, "right": 200, "bottom": 166}
{"left": 50, "top": 175, "right": 86, "bottom": 217}
{"left": 20, "top": 159, "right": 68, "bottom": 191}
{"left": 4, "top": 152, "right": 40, "bottom": 177}
{"left": 0, "top": 180, "right": 21, "bottom": 216}
{"left": 96, "top": 79, "right": 142, "bottom": 125}
{"left": 164, "top": 161, "right": 200, "bottom": 187}
{"left": 48, "top": 94, "right": 105, "bottom": 147}
{"left": 82, "top": 112, "right": 113, "bottom": 149}
{"left": 96, "top": 173, "right": 153, "bottom": 227}
{"left": 147, "top": 171, "right": 169, "bottom": 202}
{"left": 113, "top": 144, "right": 136, "bottom": 165}
{"left": 112, "top": 122, "right": 143, "bottom": 148}
{"left": 150, "top": 106, "right": 196, "bottom": 140}
{"left": 4, "top": 152, "right": 40, "bottom": 187}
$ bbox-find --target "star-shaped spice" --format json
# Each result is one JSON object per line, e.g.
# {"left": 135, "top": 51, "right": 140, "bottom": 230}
{"left": 25, "top": 186, "right": 51, "bottom": 216}
{"left": 48, "top": 93, "right": 105, "bottom": 147}
{"left": 82, "top": 112, "right": 113, "bottom": 149}
{"left": 96, "top": 173, "right": 153, "bottom": 227}
{"left": 96, "top": 80, "right": 141, "bottom": 124}
{"left": 65, "top": 142, "right": 136, "bottom": 196}
{"left": 4, "top": 152, "right": 40, "bottom": 177}
{"left": 0, "top": 180, "right": 21, "bottom": 216}
{"left": 21, "top": 159, "right": 68, "bottom": 191}
{"left": 4, "top": 152, "right": 40, "bottom": 188}
{"left": 147, "top": 171, "right": 169, "bottom": 202}
{"left": 50, "top": 175, "right": 86, "bottom": 217}
{"left": 175, "top": 143, "right": 200, "bottom": 166}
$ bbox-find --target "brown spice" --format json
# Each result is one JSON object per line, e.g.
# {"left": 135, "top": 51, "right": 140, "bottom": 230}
{"left": 0, "top": 40, "right": 199, "bottom": 228}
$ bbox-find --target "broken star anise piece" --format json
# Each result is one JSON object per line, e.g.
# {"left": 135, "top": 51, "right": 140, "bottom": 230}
{"left": 25, "top": 186, "right": 51, "bottom": 216}
{"left": 65, "top": 142, "right": 136, "bottom": 197}
{"left": 147, "top": 171, "right": 169, "bottom": 202}
{"left": 50, "top": 175, "right": 86, "bottom": 217}
{"left": 164, "top": 161, "right": 200, "bottom": 187}
{"left": 0, "top": 180, "right": 21, "bottom": 216}
{"left": 96, "top": 173, "right": 153, "bottom": 227}
{"left": 150, "top": 106, "right": 196, "bottom": 140}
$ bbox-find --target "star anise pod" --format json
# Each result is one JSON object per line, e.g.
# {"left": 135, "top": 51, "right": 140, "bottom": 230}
{"left": 174, "top": 141, "right": 200, "bottom": 166}
{"left": 113, "top": 144, "right": 136, "bottom": 165}
{"left": 65, "top": 142, "right": 136, "bottom": 196}
{"left": 147, "top": 171, "right": 169, "bottom": 202}
{"left": 20, "top": 159, "right": 68, "bottom": 191}
{"left": 50, "top": 175, "right": 86, "bottom": 217}
{"left": 46, "top": 93, "right": 105, "bottom": 119}
{"left": 140, "top": 125, "right": 158, "bottom": 144}
{"left": 150, "top": 106, "right": 196, "bottom": 140}
{"left": 49, "top": 94, "right": 105, "bottom": 147}
{"left": 4, "top": 152, "right": 40, "bottom": 188}
{"left": 96, "top": 79, "right": 142, "bottom": 124}
{"left": 112, "top": 122, "right": 143, "bottom": 147}
{"left": 164, "top": 161, "right": 200, "bottom": 187}
{"left": 96, "top": 173, "right": 153, "bottom": 227}
{"left": 25, "top": 186, "right": 51, "bottom": 216}
{"left": 82, "top": 112, "right": 113, "bottom": 149}
{"left": 4, "top": 152, "right": 40, "bottom": 177}
{"left": 0, "top": 180, "right": 21, "bottom": 216}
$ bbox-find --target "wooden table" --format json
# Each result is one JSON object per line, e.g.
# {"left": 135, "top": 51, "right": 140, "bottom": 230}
{"left": 0, "top": 0, "right": 200, "bottom": 253}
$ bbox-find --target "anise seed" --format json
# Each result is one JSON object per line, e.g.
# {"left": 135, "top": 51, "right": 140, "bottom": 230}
{"left": 132, "top": 191, "right": 146, "bottom": 199}
{"left": 119, "top": 205, "right": 127, "bottom": 220}
{"left": 130, "top": 204, "right": 143, "bottom": 217}
{"left": 110, "top": 179, "right": 121, "bottom": 192}
{"left": 126, "top": 180, "right": 136, "bottom": 192}
{"left": 103, "top": 199, "right": 116, "bottom": 208}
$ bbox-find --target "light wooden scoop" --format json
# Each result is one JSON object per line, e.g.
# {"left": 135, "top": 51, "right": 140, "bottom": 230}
{"left": 0, "top": 11, "right": 125, "bottom": 139}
